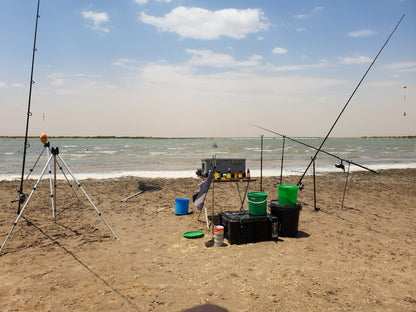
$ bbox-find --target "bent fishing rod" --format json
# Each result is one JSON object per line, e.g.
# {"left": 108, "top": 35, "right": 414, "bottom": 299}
{"left": 17, "top": 0, "right": 41, "bottom": 214}
{"left": 296, "top": 14, "right": 405, "bottom": 188}
{"left": 249, "top": 123, "right": 378, "bottom": 174}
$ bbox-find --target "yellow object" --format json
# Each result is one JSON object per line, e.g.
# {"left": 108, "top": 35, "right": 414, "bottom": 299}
{"left": 40, "top": 132, "right": 48, "bottom": 144}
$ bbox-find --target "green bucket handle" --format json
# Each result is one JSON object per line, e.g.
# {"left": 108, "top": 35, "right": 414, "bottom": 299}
{"left": 247, "top": 198, "right": 268, "bottom": 204}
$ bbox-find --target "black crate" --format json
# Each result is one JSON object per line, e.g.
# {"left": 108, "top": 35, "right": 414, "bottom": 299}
{"left": 218, "top": 211, "right": 279, "bottom": 245}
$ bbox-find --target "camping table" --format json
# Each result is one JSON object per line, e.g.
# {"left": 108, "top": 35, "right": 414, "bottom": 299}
{"left": 199, "top": 178, "right": 257, "bottom": 231}
{"left": 213, "top": 178, "right": 257, "bottom": 211}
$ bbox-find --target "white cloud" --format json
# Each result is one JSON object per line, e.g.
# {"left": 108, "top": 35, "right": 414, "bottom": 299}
{"left": 51, "top": 78, "right": 64, "bottom": 86}
{"left": 82, "top": 10, "right": 110, "bottom": 33}
{"left": 46, "top": 73, "right": 105, "bottom": 91}
{"left": 296, "top": 27, "right": 307, "bottom": 32}
{"left": 134, "top": 0, "right": 172, "bottom": 3}
{"left": 294, "top": 14, "right": 310, "bottom": 20}
{"left": 338, "top": 56, "right": 372, "bottom": 64}
{"left": 48, "top": 73, "right": 65, "bottom": 86}
{"left": 268, "top": 60, "right": 330, "bottom": 72}
{"left": 186, "top": 49, "right": 262, "bottom": 68}
{"left": 251, "top": 55, "right": 263, "bottom": 61}
{"left": 347, "top": 29, "right": 377, "bottom": 38}
{"left": 134, "top": 62, "right": 342, "bottom": 104}
{"left": 46, "top": 61, "right": 341, "bottom": 137}
{"left": 0, "top": 81, "right": 23, "bottom": 89}
{"left": 139, "top": 7, "right": 269, "bottom": 39}
{"left": 113, "top": 58, "right": 142, "bottom": 70}
{"left": 272, "top": 47, "right": 288, "bottom": 55}
{"left": 363, "top": 80, "right": 398, "bottom": 88}
{"left": 384, "top": 61, "right": 416, "bottom": 73}
{"left": 293, "top": 7, "right": 323, "bottom": 23}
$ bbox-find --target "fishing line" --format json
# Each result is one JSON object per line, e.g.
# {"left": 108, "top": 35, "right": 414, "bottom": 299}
{"left": 249, "top": 123, "right": 378, "bottom": 174}
{"left": 17, "top": 0, "right": 41, "bottom": 214}
{"left": 297, "top": 14, "right": 405, "bottom": 188}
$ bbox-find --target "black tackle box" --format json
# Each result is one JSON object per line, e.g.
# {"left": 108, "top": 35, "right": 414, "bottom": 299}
{"left": 218, "top": 211, "right": 279, "bottom": 245}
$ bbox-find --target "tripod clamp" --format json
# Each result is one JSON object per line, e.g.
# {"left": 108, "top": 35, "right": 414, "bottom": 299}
{"left": 51, "top": 147, "right": 59, "bottom": 155}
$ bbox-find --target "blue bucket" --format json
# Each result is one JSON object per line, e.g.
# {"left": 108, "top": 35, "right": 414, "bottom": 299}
{"left": 175, "top": 198, "right": 189, "bottom": 215}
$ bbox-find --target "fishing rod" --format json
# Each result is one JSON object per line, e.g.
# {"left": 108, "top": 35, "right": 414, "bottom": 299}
{"left": 17, "top": 0, "right": 41, "bottom": 214}
{"left": 296, "top": 14, "right": 405, "bottom": 188}
{"left": 249, "top": 123, "right": 378, "bottom": 174}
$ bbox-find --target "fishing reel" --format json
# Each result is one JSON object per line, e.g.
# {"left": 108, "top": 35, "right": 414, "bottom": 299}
{"left": 19, "top": 193, "right": 26, "bottom": 203}
{"left": 11, "top": 193, "right": 26, "bottom": 204}
{"left": 335, "top": 160, "right": 345, "bottom": 172}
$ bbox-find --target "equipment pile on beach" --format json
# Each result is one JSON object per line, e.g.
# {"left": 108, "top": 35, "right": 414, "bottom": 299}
{"left": 175, "top": 157, "right": 304, "bottom": 246}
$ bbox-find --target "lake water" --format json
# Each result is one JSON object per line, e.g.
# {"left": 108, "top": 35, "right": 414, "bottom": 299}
{"left": 0, "top": 137, "right": 415, "bottom": 180}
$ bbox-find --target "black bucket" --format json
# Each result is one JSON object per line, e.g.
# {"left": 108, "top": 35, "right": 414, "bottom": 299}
{"left": 269, "top": 200, "right": 302, "bottom": 237}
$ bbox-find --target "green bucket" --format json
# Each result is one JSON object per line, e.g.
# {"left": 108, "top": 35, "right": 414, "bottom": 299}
{"left": 247, "top": 192, "right": 268, "bottom": 215}
{"left": 278, "top": 185, "right": 299, "bottom": 206}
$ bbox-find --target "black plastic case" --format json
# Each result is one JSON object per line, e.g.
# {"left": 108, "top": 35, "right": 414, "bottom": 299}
{"left": 218, "top": 211, "right": 279, "bottom": 245}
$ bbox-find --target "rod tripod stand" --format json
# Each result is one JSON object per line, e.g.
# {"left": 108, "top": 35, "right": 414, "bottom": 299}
{"left": 1, "top": 143, "right": 118, "bottom": 253}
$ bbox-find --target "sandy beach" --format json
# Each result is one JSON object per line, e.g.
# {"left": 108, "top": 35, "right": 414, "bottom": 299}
{"left": 0, "top": 169, "right": 415, "bottom": 311}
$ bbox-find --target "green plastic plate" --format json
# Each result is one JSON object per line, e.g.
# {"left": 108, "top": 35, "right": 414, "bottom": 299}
{"left": 183, "top": 230, "right": 204, "bottom": 239}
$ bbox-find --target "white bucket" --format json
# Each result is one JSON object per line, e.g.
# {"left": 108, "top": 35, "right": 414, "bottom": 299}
{"left": 214, "top": 225, "right": 224, "bottom": 246}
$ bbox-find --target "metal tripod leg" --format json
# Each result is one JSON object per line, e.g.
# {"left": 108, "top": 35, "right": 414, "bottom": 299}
{"left": 56, "top": 154, "right": 118, "bottom": 240}
{"left": 46, "top": 147, "right": 55, "bottom": 218}
{"left": 10, "top": 145, "right": 47, "bottom": 205}
{"left": 1, "top": 153, "right": 54, "bottom": 253}
{"left": 53, "top": 156, "right": 81, "bottom": 202}
{"left": 341, "top": 163, "right": 351, "bottom": 209}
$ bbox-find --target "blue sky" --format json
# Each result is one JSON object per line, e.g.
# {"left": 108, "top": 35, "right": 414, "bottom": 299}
{"left": 1, "top": 0, "right": 415, "bottom": 137}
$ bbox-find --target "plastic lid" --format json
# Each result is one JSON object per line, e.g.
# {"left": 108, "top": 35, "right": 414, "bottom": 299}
{"left": 183, "top": 231, "right": 204, "bottom": 239}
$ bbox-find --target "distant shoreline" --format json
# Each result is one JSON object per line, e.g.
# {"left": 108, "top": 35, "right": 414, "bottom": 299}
{"left": 1, "top": 135, "right": 415, "bottom": 140}
{"left": 361, "top": 135, "right": 416, "bottom": 139}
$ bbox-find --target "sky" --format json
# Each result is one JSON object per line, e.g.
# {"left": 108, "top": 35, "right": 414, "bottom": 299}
{"left": 0, "top": 0, "right": 415, "bottom": 137}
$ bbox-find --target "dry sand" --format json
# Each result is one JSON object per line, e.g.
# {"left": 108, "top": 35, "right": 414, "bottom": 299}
{"left": 0, "top": 169, "right": 415, "bottom": 311}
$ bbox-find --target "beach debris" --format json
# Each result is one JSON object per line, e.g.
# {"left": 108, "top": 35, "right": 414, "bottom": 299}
{"left": 120, "top": 182, "right": 162, "bottom": 202}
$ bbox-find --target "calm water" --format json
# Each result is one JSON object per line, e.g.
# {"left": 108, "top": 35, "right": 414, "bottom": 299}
{"left": 0, "top": 137, "right": 415, "bottom": 180}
